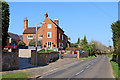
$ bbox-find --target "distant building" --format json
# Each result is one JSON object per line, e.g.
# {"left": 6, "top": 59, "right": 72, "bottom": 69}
{"left": 23, "top": 12, "right": 70, "bottom": 49}
{"left": 5, "top": 32, "right": 22, "bottom": 49}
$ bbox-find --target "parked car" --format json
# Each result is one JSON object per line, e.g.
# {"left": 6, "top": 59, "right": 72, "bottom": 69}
{"left": 74, "top": 49, "right": 81, "bottom": 54}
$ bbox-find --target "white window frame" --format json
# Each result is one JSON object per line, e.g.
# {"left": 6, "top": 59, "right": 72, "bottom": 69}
{"left": 59, "top": 33, "right": 60, "bottom": 39}
{"left": 62, "top": 35, "right": 63, "bottom": 40}
{"left": 28, "top": 35, "right": 33, "bottom": 39}
{"left": 39, "top": 34, "right": 43, "bottom": 39}
{"left": 48, "top": 24, "right": 52, "bottom": 28}
{"left": 47, "top": 32, "right": 52, "bottom": 38}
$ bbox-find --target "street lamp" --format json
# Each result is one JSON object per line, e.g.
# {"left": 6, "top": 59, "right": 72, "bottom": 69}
{"left": 36, "top": 22, "right": 46, "bottom": 65}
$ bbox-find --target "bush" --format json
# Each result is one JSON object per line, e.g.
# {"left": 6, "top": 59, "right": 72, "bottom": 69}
{"left": 18, "top": 41, "right": 25, "bottom": 46}
{"left": 29, "top": 39, "right": 42, "bottom": 46}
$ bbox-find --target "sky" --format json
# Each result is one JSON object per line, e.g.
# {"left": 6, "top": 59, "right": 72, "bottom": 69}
{"left": 8, "top": 2, "right": 118, "bottom": 47}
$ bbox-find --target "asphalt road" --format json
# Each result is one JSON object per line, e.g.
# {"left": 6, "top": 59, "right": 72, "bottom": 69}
{"left": 39, "top": 55, "right": 114, "bottom": 78}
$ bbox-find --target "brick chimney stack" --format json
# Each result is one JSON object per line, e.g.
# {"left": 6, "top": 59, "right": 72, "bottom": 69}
{"left": 45, "top": 12, "right": 48, "bottom": 19}
{"left": 24, "top": 17, "right": 28, "bottom": 31}
{"left": 54, "top": 18, "right": 59, "bottom": 25}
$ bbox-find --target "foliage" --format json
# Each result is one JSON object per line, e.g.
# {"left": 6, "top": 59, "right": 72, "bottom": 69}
{"left": 29, "top": 39, "right": 42, "bottom": 46}
{"left": 111, "top": 21, "right": 120, "bottom": 62}
{"left": 2, "top": 73, "right": 30, "bottom": 78}
{"left": 70, "top": 43, "right": 78, "bottom": 48}
{"left": 44, "top": 45, "right": 46, "bottom": 48}
{"left": 90, "top": 40, "right": 109, "bottom": 53}
{"left": 2, "top": 1, "right": 10, "bottom": 49}
{"left": 17, "top": 41, "right": 26, "bottom": 46}
{"left": 53, "top": 44, "right": 56, "bottom": 47}
{"left": 80, "top": 35, "right": 89, "bottom": 51}
{"left": 76, "top": 37, "right": 80, "bottom": 44}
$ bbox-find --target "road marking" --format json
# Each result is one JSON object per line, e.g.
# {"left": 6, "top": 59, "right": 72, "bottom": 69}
{"left": 75, "top": 69, "right": 84, "bottom": 75}
{"left": 86, "top": 65, "right": 91, "bottom": 69}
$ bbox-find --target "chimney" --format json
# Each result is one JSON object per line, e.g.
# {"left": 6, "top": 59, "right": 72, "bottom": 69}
{"left": 24, "top": 17, "right": 28, "bottom": 31}
{"left": 45, "top": 12, "right": 48, "bottom": 19}
{"left": 54, "top": 18, "right": 59, "bottom": 25}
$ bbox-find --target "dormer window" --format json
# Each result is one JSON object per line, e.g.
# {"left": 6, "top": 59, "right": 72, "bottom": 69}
{"left": 48, "top": 24, "right": 52, "bottom": 28}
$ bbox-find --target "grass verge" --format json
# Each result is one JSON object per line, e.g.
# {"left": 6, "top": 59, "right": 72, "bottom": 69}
{"left": 110, "top": 60, "right": 118, "bottom": 79}
{"left": 1, "top": 73, "right": 30, "bottom": 79}
{"left": 38, "top": 49, "right": 54, "bottom": 53}
{"left": 80, "top": 56, "right": 95, "bottom": 60}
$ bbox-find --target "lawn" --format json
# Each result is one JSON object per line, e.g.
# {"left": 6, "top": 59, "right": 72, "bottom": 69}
{"left": 38, "top": 49, "right": 54, "bottom": 53}
{"left": 1, "top": 73, "right": 30, "bottom": 80}
{"left": 80, "top": 56, "right": 95, "bottom": 60}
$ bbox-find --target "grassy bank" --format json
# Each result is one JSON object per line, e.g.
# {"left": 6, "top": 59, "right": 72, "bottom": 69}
{"left": 110, "top": 60, "right": 118, "bottom": 79}
{"left": 108, "top": 54, "right": 119, "bottom": 79}
{"left": 80, "top": 56, "right": 95, "bottom": 60}
{"left": 1, "top": 73, "right": 30, "bottom": 79}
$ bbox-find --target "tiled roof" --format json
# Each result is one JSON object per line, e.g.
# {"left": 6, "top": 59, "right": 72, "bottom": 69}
{"left": 23, "top": 27, "right": 40, "bottom": 34}
{"left": 18, "top": 35, "right": 23, "bottom": 41}
{"left": 8, "top": 32, "right": 21, "bottom": 40}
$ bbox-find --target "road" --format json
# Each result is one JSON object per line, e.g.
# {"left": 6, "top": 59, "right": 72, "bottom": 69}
{"left": 39, "top": 55, "right": 114, "bottom": 78}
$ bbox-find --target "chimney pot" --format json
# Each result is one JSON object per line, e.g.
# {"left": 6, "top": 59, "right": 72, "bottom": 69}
{"left": 54, "top": 18, "right": 59, "bottom": 25}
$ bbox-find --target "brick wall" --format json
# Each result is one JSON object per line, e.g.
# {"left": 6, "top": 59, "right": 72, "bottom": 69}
{"left": 31, "top": 50, "right": 59, "bottom": 65}
{"left": 2, "top": 52, "right": 19, "bottom": 71}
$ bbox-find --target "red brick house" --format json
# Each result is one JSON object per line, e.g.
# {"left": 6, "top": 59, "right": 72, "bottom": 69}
{"left": 23, "top": 12, "right": 70, "bottom": 49}
{"left": 5, "top": 32, "right": 23, "bottom": 50}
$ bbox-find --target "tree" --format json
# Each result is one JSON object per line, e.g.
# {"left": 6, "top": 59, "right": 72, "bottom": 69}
{"left": 80, "top": 35, "right": 88, "bottom": 51}
{"left": 111, "top": 21, "right": 120, "bottom": 62}
{"left": 77, "top": 37, "right": 80, "bottom": 44}
{"left": 17, "top": 41, "right": 26, "bottom": 46}
{"left": 2, "top": 1, "right": 10, "bottom": 49}
{"left": 29, "top": 39, "right": 42, "bottom": 46}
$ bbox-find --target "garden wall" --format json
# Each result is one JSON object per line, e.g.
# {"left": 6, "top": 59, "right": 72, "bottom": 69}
{"left": 2, "top": 52, "right": 19, "bottom": 71}
{"left": 31, "top": 50, "right": 59, "bottom": 65}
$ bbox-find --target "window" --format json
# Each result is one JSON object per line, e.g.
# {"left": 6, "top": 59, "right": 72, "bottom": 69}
{"left": 48, "top": 24, "right": 52, "bottom": 28}
{"left": 59, "top": 33, "right": 60, "bottom": 39}
{"left": 59, "top": 42, "right": 60, "bottom": 48}
{"left": 47, "top": 41, "right": 52, "bottom": 48}
{"left": 62, "top": 35, "right": 63, "bottom": 40}
{"left": 39, "top": 34, "right": 43, "bottom": 39}
{"left": 28, "top": 35, "right": 33, "bottom": 39}
{"left": 47, "top": 32, "right": 52, "bottom": 38}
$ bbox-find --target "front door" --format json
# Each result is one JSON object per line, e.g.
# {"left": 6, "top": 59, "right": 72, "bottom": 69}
{"left": 47, "top": 41, "right": 52, "bottom": 49}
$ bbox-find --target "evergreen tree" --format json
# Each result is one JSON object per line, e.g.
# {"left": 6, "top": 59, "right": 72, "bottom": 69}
{"left": 77, "top": 37, "right": 80, "bottom": 44}
{"left": 80, "top": 35, "right": 88, "bottom": 51}
{"left": 1, "top": 1, "right": 10, "bottom": 49}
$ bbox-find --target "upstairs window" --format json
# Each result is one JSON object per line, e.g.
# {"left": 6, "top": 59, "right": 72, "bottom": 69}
{"left": 48, "top": 24, "right": 52, "bottom": 28}
{"left": 62, "top": 35, "right": 63, "bottom": 40}
{"left": 39, "top": 34, "right": 43, "bottom": 39}
{"left": 47, "top": 32, "right": 52, "bottom": 38}
{"left": 28, "top": 35, "right": 33, "bottom": 39}
{"left": 59, "top": 33, "right": 60, "bottom": 39}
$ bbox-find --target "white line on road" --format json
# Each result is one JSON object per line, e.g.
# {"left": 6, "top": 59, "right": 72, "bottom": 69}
{"left": 75, "top": 69, "right": 84, "bottom": 75}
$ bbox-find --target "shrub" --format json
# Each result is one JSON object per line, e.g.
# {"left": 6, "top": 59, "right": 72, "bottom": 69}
{"left": 29, "top": 39, "right": 42, "bottom": 46}
{"left": 18, "top": 41, "right": 25, "bottom": 46}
